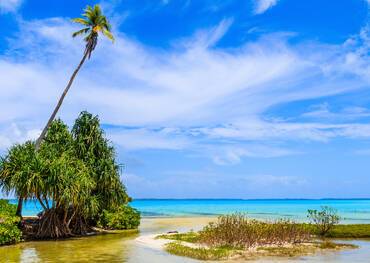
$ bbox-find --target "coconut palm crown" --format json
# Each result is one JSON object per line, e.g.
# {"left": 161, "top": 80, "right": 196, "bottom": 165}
{"left": 72, "top": 4, "right": 114, "bottom": 58}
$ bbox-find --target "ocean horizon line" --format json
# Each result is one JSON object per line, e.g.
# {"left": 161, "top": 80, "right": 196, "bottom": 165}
{"left": 133, "top": 198, "right": 370, "bottom": 201}
{"left": 4, "top": 197, "right": 370, "bottom": 201}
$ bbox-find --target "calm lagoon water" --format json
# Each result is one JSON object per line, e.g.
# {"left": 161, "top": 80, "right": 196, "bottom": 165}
{"left": 2, "top": 216, "right": 370, "bottom": 263}
{"left": 3, "top": 199, "right": 370, "bottom": 262}
{"left": 11, "top": 198, "right": 370, "bottom": 223}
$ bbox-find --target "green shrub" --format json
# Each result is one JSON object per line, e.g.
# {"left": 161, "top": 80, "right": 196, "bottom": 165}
{"left": 157, "top": 231, "right": 200, "bottom": 243}
{"left": 199, "top": 214, "right": 310, "bottom": 249}
{"left": 0, "top": 199, "right": 22, "bottom": 245}
{"left": 307, "top": 206, "right": 340, "bottom": 236}
{"left": 97, "top": 205, "right": 140, "bottom": 230}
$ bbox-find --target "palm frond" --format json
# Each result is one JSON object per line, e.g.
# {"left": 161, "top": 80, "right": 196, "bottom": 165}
{"left": 102, "top": 28, "right": 114, "bottom": 42}
{"left": 71, "top": 18, "right": 91, "bottom": 26}
{"left": 72, "top": 28, "right": 90, "bottom": 38}
{"left": 72, "top": 4, "right": 114, "bottom": 58}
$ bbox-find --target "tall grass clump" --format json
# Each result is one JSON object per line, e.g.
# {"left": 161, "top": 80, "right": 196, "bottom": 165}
{"left": 199, "top": 214, "right": 310, "bottom": 249}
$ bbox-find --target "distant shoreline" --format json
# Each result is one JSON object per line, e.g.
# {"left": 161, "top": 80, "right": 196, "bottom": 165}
{"left": 5, "top": 198, "right": 370, "bottom": 201}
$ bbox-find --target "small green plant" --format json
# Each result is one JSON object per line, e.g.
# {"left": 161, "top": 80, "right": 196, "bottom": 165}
{"left": 307, "top": 206, "right": 340, "bottom": 236}
{"left": 157, "top": 231, "right": 200, "bottom": 243}
{"left": 165, "top": 242, "right": 230, "bottom": 260}
{"left": 97, "top": 205, "right": 140, "bottom": 230}
{"left": 0, "top": 200, "right": 22, "bottom": 245}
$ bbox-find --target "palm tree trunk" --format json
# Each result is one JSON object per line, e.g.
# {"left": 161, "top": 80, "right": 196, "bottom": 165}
{"left": 16, "top": 197, "right": 23, "bottom": 218}
{"left": 35, "top": 51, "right": 89, "bottom": 151}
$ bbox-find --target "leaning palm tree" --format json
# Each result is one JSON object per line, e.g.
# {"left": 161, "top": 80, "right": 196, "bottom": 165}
{"left": 18, "top": 5, "right": 114, "bottom": 218}
{"left": 34, "top": 4, "right": 114, "bottom": 151}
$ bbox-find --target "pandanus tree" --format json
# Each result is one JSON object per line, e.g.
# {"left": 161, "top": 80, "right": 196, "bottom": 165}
{"left": 72, "top": 112, "right": 129, "bottom": 223}
{"left": 0, "top": 142, "right": 43, "bottom": 215}
{"left": 0, "top": 113, "right": 131, "bottom": 238}
{"left": 36, "top": 121, "right": 94, "bottom": 238}
{"left": 13, "top": 5, "right": 114, "bottom": 217}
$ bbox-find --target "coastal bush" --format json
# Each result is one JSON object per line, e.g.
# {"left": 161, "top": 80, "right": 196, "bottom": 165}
{"left": 307, "top": 206, "right": 340, "bottom": 236}
{"left": 0, "top": 112, "right": 134, "bottom": 239}
{"left": 198, "top": 214, "right": 310, "bottom": 249}
{"left": 0, "top": 200, "right": 22, "bottom": 245}
{"left": 97, "top": 205, "right": 140, "bottom": 230}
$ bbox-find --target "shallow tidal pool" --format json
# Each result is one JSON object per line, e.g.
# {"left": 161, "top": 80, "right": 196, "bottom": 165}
{"left": 1, "top": 217, "right": 370, "bottom": 263}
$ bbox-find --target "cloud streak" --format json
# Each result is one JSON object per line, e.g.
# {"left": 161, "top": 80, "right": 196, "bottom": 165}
{"left": 0, "top": 0, "right": 22, "bottom": 13}
{"left": 1, "top": 13, "right": 370, "bottom": 165}
{"left": 254, "top": 0, "right": 279, "bottom": 14}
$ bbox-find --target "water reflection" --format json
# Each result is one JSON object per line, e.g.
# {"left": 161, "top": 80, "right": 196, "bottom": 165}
{"left": 1, "top": 232, "right": 137, "bottom": 263}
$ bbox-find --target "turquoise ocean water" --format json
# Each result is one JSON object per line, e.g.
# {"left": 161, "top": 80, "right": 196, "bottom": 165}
{"left": 8, "top": 199, "right": 370, "bottom": 223}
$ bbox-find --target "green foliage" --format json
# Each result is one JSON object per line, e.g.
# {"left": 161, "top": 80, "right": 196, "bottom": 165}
{"left": 308, "top": 224, "right": 370, "bottom": 238}
{"left": 157, "top": 231, "right": 200, "bottom": 243}
{"left": 0, "top": 141, "right": 40, "bottom": 200}
{"left": 72, "top": 4, "right": 114, "bottom": 58}
{"left": 199, "top": 214, "right": 310, "bottom": 249}
{"left": 307, "top": 206, "right": 340, "bottom": 236}
{"left": 165, "top": 242, "right": 230, "bottom": 261}
{"left": 0, "top": 112, "right": 134, "bottom": 238}
{"left": 97, "top": 205, "right": 140, "bottom": 230}
{"left": 72, "top": 111, "right": 130, "bottom": 220}
{"left": 161, "top": 217, "right": 361, "bottom": 261}
{"left": 257, "top": 242, "right": 357, "bottom": 257}
{"left": 0, "top": 200, "right": 17, "bottom": 215}
{"left": 0, "top": 200, "right": 22, "bottom": 245}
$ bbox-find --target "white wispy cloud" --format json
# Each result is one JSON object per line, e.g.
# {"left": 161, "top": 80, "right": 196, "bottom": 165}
{"left": 195, "top": 121, "right": 370, "bottom": 143}
{"left": 180, "top": 18, "right": 234, "bottom": 48}
{"left": 302, "top": 103, "right": 370, "bottom": 120}
{"left": 0, "top": 0, "right": 22, "bottom": 13}
{"left": 1, "top": 14, "right": 370, "bottom": 165}
{"left": 210, "top": 145, "right": 299, "bottom": 165}
{"left": 108, "top": 127, "right": 191, "bottom": 151}
{"left": 254, "top": 0, "right": 279, "bottom": 15}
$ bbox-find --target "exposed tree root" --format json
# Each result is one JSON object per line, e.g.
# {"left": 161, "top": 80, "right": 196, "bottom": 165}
{"left": 70, "top": 214, "right": 91, "bottom": 236}
{"left": 36, "top": 209, "right": 72, "bottom": 239}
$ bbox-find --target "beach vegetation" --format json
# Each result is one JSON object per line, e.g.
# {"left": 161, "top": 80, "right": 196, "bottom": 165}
{"left": 165, "top": 242, "right": 231, "bottom": 261}
{"left": 312, "top": 224, "right": 370, "bottom": 238}
{"left": 307, "top": 206, "right": 340, "bottom": 236}
{"left": 0, "top": 112, "right": 139, "bottom": 240}
{"left": 0, "top": 200, "right": 22, "bottom": 245}
{"left": 256, "top": 242, "right": 357, "bottom": 257}
{"left": 97, "top": 205, "right": 140, "bottom": 230}
{"left": 13, "top": 3, "right": 115, "bottom": 222}
{"left": 158, "top": 213, "right": 358, "bottom": 261}
{"left": 198, "top": 214, "right": 310, "bottom": 248}
{"left": 157, "top": 231, "right": 200, "bottom": 243}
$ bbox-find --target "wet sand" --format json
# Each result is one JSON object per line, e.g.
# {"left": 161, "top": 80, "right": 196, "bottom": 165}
{"left": 1, "top": 217, "right": 370, "bottom": 262}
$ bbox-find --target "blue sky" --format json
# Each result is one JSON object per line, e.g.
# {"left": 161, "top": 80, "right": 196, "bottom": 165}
{"left": 1, "top": 0, "right": 370, "bottom": 198}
